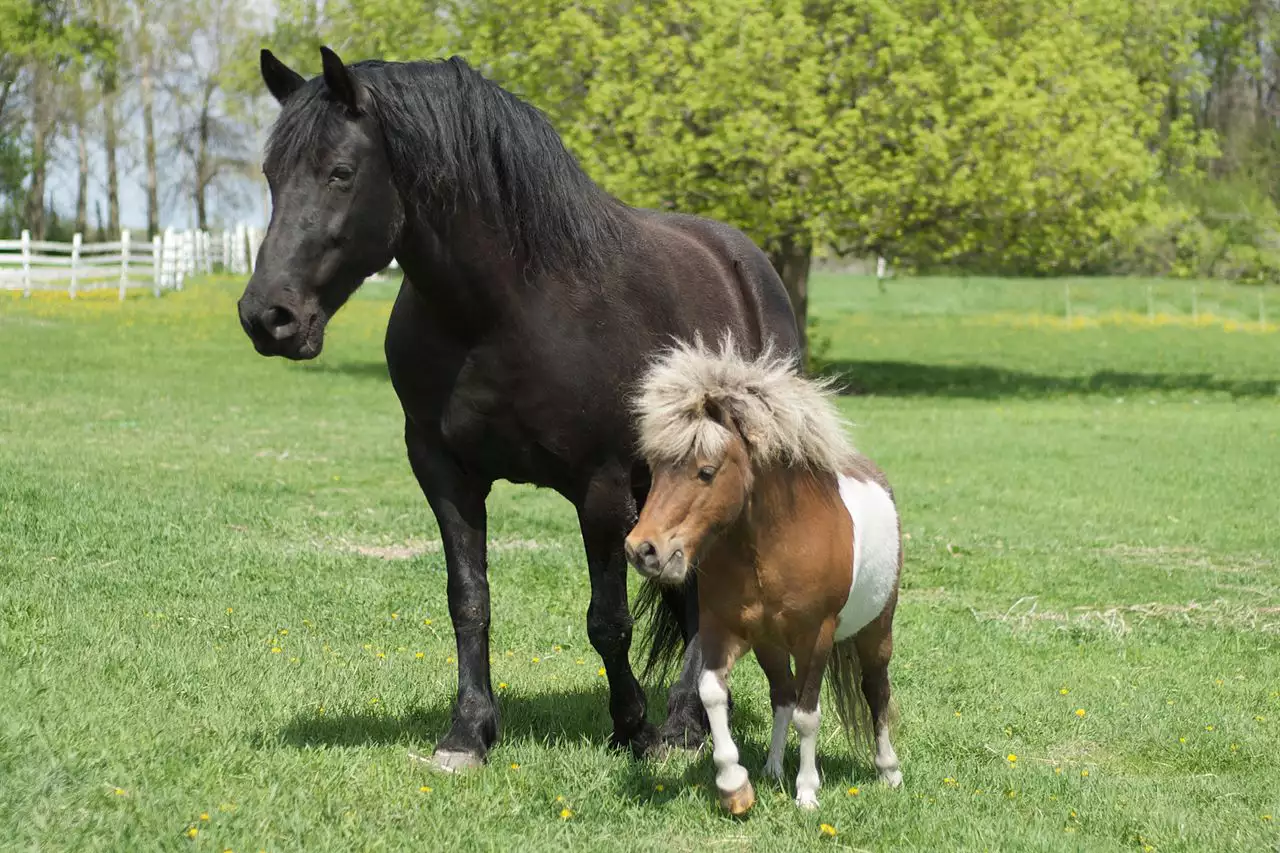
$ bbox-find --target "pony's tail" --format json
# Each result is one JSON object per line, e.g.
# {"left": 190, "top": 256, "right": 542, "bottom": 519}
{"left": 632, "top": 579, "right": 686, "bottom": 683}
{"left": 824, "top": 638, "right": 877, "bottom": 757}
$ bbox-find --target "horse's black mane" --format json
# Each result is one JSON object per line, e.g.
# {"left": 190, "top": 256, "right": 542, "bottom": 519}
{"left": 264, "top": 56, "right": 623, "bottom": 275}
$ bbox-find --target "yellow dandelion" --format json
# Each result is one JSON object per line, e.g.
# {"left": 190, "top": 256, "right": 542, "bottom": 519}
{"left": 555, "top": 796, "right": 564, "bottom": 803}
{"left": 424, "top": 619, "right": 433, "bottom": 626}
{"left": 317, "top": 707, "right": 325, "bottom": 716}
{"left": 376, "top": 651, "right": 386, "bottom": 659}
{"left": 113, "top": 787, "right": 126, "bottom": 796}
{"left": 532, "top": 657, "right": 540, "bottom": 663}
{"left": 847, "top": 786, "right": 860, "bottom": 795}
{"left": 819, "top": 823, "right": 837, "bottom": 837}
{"left": 363, "top": 643, "right": 372, "bottom": 650}
{"left": 200, "top": 813, "right": 210, "bottom": 821}
{"left": 270, "top": 647, "right": 281, "bottom": 654}
{"left": 278, "top": 629, "right": 288, "bottom": 636}
{"left": 597, "top": 667, "right": 607, "bottom": 677}
{"left": 419, "top": 786, "right": 432, "bottom": 793}
{"left": 505, "top": 650, "right": 514, "bottom": 657}
{"left": 289, "top": 657, "right": 299, "bottom": 664}
{"left": 1215, "top": 679, "right": 1223, "bottom": 686}
{"left": 225, "top": 607, "right": 233, "bottom": 615}
{"left": 187, "top": 827, "right": 199, "bottom": 839}
{"left": 1179, "top": 737, "right": 1186, "bottom": 744}
{"left": 1074, "top": 708, "right": 1086, "bottom": 718}
{"left": 1080, "top": 770, "right": 1090, "bottom": 778}
{"left": 575, "top": 659, "right": 585, "bottom": 665}
{"left": 655, "top": 784, "right": 664, "bottom": 792}
{"left": 1070, "top": 810, "right": 1077, "bottom": 818}
{"left": 1255, "top": 715, "right": 1266, "bottom": 722}
{"left": 954, "top": 710, "right": 962, "bottom": 718}
{"left": 369, "top": 697, "right": 380, "bottom": 705}
{"left": 553, "top": 645, "right": 562, "bottom": 652}
{"left": 1054, "top": 766, "right": 1063, "bottom": 775}
{"left": 1205, "top": 725, "right": 1215, "bottom": 732}
{"left": 510, "top": 763, "right": 520, "bottom": 770}
{"left": 1230, "top": 743, "right": 1239, "bottom": 751}
{"left": 1262, "top": 815, "right": 1273, "bottom": 822}
{"left": 1006, "top": 754, "right": 1017, "bottom": 763}
{"left": 391, "top": 613, "right": 399, "bottom": 619}
{"left": 498, "top": 682, "right": 509, "bottom": 689}
{"left": 446, "top": 656, "right": 455, "bottom": 663}
{"left": 415, "top": 652, "right": 424, "bottom": 660}
{"left": 943, "top": 777, "right": 956, "bottom": 786}
{"left": 1059, "top": 688, "right": 1069, "bottom": 695}
{"left": 560, "top": 808, "right": 573, "bottom": 820}
{"left": 1006, "top": 789, "right": 1017, "bottom": 799}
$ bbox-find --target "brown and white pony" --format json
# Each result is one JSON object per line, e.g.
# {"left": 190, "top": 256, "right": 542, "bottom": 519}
{"left": 624, "top": 338, "right": 903, "bottom": 814}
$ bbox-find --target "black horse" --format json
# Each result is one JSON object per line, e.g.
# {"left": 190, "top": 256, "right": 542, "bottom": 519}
{"left": 237, "top": 46, "right": 800, "bottom": 771}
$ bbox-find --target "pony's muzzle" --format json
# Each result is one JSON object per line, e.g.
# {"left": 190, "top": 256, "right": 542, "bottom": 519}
{"left": 624, "top": 536, "right": 686, "bottom": 584}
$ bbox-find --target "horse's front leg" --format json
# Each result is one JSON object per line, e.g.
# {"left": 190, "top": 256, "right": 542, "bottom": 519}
{"left": 405, "top": 425, "right": 496, "bottom": 771}
{"left": 698, "top": 616, "right": 753, "bottom": 814}
{"left": 791, "top": 617, "right": 836, "bottom": 809}
{"left": 578, "top": 463, "right": 659, "bottom": 756}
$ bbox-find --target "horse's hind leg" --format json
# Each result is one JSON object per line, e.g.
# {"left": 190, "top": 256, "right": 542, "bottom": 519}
{"left": 791, "top": 617, "right": 836, "bottom": 810}
{"left": 856, "top": 608, "right": 902, "bottom": 788}
{"left": 754, "top": 643, "right": 796, "bottom": 780}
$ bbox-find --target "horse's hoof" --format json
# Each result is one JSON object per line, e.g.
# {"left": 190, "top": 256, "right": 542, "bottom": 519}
{"left": 657, "top": 719, "right": 708, "bottom": 752}
{"left": 718, "top": 779, "right": 756, "bottom": 816}
{"left": 795, "top": 790, "right": 819, "bottom": 810}
{"left": 410, "top": 748, "right": 484, "bottom": 773}
{"left": 762, "top": 757, "right": 784, "bottom": 780}
{"left": 880, "top": 766, "right": 903, "bottom": 788}
{"left": 610, "top": 722, "right": 661, "bottom": 759}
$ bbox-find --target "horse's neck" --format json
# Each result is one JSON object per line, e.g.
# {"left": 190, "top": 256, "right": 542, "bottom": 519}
{"left": 394, "top": 208, "right": 527, "bottom": 334}
{"left": 736, "top": 464, "right": 841, "bottom": 550}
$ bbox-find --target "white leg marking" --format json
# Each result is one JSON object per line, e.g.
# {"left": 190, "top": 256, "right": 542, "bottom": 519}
{"left": 874, "top": 723, "right": 902, "bottom": 788}
{"left": 699, "top": 670, "right": 748, "bottom": 794}
{"left": 763, "top": 704, "right": 793, "bottom": 780}
{"left": 792, "top": 705, "right": 821, "bottom": 809}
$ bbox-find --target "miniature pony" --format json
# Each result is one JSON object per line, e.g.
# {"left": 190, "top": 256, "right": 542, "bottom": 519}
{"left": 624, "top": 338, "right": 903, "bottom": 813}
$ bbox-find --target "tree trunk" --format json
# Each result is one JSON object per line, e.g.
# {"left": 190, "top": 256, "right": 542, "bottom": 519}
{"left": 768, "top": 237, "right": 812, "bottom": 370}
{"left": 103, "top": 77, "right": 121, "bottom": 234}
{"left": 23, "top": 69, "right": 51, "bottom": 240}
{"left": 141, "top": 38, "right": 159, "bottom": 237}
{"left": 194, "top": 86, "right": 213, "bottom": 230}
{"left": 75, "top": 83, "right": 89, "bottom": 234}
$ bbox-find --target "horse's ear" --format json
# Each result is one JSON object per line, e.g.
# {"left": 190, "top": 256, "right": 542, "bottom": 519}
{"left": 319, "top": 45, "right": 360, "bottom": 113}
{"left": 261, "top": 49, "right": 305, "bottom": 105}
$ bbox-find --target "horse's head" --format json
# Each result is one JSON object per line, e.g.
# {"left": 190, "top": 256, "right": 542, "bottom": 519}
{"left": 238, "top": 47, "right": 403, "bottom": 360}
{"left": 625, "top": 398, "right": 753, "bottom": 586}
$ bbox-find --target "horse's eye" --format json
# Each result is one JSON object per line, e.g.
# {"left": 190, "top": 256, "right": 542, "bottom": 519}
{"left": 329, "top": 165, "right": 354, "bottom": 183}
{"left": 697, "top": 466, "right": 717, "bottom": 483}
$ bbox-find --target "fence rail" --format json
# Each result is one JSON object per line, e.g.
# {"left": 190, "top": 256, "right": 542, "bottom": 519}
{"left": 0, "top": 225, "right": 264, "bottom": 300}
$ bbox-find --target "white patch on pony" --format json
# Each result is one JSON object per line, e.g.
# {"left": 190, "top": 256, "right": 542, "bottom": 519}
{"left": 699, "top": 670, "right": 748, "bottom": 794}
{"left": 833, "top": 475, "right": 900, "bottom": 641}
{"left": 792, "top": 706, "right": 821, "bottom": 809}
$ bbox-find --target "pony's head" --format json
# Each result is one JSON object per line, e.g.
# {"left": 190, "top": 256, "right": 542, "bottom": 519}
{"left": 238, "top": 47, "right": 403, "bottom": 360}
{"left": 624, "top": 337, "right": 853, "bottom": 585}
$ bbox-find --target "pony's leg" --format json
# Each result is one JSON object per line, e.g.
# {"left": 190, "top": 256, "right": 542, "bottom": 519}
{"left": 405, "top": 427, "right": 496, "bottom": 772}
{"left": 578, "top": 464, "right": 658, "bottom": 756}
{"left": 699, "top": 617, "right": 753, "bottom": 814}
{"left": 857, "top": 615, "right": 903, "bottom": 788}
{"left": 791, "top": 617, "right": 836, "bottom": 810}
{"left": 754, "top": 643, "right": 796, "bottom": 781}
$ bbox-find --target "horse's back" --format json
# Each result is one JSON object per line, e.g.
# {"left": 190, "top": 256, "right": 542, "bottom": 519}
{"left": 634, "top": 209, "right": 801, "bottom": 359}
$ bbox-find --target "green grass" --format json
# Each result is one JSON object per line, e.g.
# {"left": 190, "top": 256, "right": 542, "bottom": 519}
{"left": 1, "top": 275, "right": 1277, "bottom": 852}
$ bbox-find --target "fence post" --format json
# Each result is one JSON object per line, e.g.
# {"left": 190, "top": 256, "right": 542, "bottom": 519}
{"left": 70, "top": 233, "right": 82, "bottom": 299}
{"left": 118, "top": 229, "right": 131, "bottom": 301}
{"left": 20, "top": 229, "right": 31, "bottom": 298}
{"left": 221, "top": 230, "right": 231, "bottom": 272}
{"left": 178, "top": 231, "right": 191, "bottom": 291}
{"left": 248, "top": 226, "right": 261, "bottom": 273}
{"left": 152, "top": 235, "right": 162, "bottom": 297}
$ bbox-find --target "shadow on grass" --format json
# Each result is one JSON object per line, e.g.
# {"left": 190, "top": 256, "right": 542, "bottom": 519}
{"left": 822, "top": 360, "right": 1279, "bottom": 399}
{"left": 297, "top": 358, "right": 1278, "bottom": 400}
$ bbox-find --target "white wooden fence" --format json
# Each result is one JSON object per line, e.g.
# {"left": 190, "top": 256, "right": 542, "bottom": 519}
{"left": 0, "top": 225, "right": 264, "bottom": 299}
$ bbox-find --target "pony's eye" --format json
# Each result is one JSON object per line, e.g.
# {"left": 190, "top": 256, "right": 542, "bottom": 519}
{"left": 697, "top": 466, "right": 717, "bottom": 483}
{"left": 329, "top": 165, "right": 354, "bottom": 183}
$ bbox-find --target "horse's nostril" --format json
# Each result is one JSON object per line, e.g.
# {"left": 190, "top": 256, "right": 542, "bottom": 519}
{"left": 261, "top": 305, "right": 299, "bottom": 341}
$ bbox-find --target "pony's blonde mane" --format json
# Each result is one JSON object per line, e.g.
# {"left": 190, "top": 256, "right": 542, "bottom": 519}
{"left": 633, "top": 335, "right": 856, "bottom": 473}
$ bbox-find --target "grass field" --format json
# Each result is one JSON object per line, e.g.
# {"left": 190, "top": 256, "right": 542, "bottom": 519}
{"left": 2, "top": 274, "right": 1277, "bottom": 852}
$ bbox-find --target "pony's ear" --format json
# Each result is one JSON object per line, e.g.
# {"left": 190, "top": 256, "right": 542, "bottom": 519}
{"left": 319, "top": 45, "right": 360, "bottom": 113}
{"left": 261, "top": 49, "right": 305, "bottom": 104}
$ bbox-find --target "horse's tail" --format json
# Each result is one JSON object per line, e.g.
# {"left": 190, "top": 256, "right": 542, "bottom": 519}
{"left": 824, "top": 638, "right": 878, "bottom": 756}
{"left": 632, "top": 579, "right": 686, "bottom": 683}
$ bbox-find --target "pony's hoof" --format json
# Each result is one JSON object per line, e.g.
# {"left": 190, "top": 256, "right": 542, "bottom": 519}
{"left": 795, "top": 790, "right": 819, "bottom": 810}
{"left": 411, "top": 748, "right": 483, "bottom": 773}
{"left": 718, "top": 779, "right": 756, "bottom": 816}
{"left": 880, "top": 766, "right": 903, "bottom": 788}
